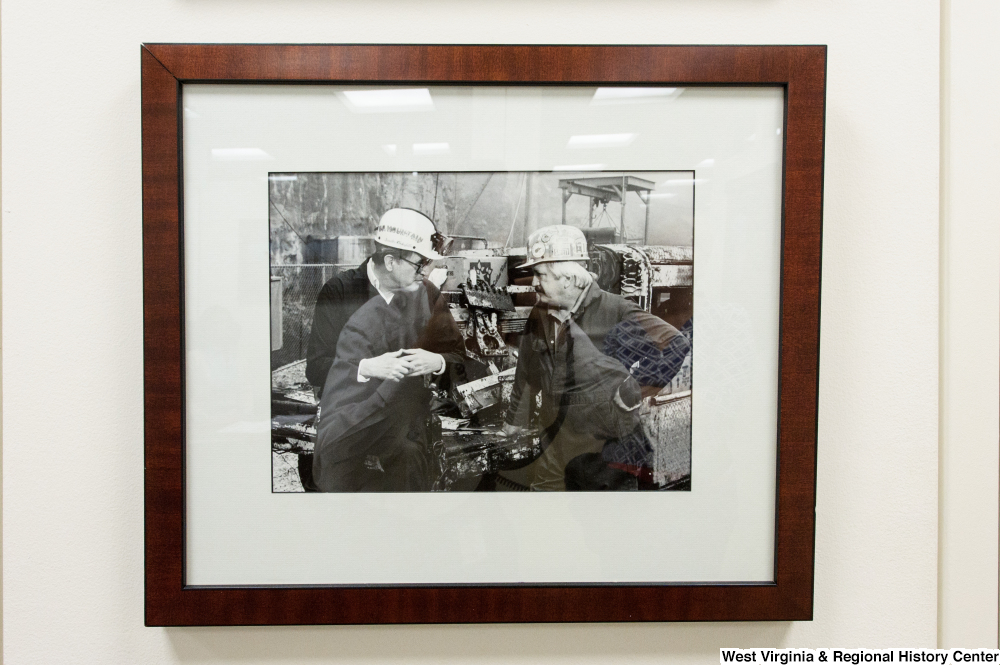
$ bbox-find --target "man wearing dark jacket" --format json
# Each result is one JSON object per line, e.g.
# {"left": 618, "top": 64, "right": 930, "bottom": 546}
{"left": 304, "top": 259, "right": 377, "bottom": 390}
{"left": 311, "top": 209, "right": 464, "bottom": 492}
{"left": 305, "top": 207, "right": 449, "bottom": 392}
{"left": 504, "top": 225, "right": 690, "bottom": 491}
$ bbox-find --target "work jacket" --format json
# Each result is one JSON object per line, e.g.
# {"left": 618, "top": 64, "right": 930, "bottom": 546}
{"left": 304, "top": 259, "right": 378, "bottom": 389}
{"left": 506, "top": 283, "right": 686, "bottom": 442}
{"left": 313, "top": 280, "right": 464, "bottom": 491}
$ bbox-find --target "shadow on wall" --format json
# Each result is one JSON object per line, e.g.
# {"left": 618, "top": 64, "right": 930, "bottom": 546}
{"left": 166, "top": 622, "right": 793, "bottom": 662}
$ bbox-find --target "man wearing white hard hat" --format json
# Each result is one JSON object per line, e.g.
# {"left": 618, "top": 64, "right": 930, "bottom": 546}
{"left": 311, "top": 208, "right": 464, "bottom": 492}
{"left": 503, "top": 224, "right": 690, "bottom": 491}
{"left": 305, "top": 208, "right": 449, "bottom": 391}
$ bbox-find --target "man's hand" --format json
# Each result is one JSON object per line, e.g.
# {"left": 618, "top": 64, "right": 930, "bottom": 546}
{"left": 400, "top": 348, "right": 445, "bottom": 377}
{"left": 358, "top": 350, "right": 414, "bottom": 382}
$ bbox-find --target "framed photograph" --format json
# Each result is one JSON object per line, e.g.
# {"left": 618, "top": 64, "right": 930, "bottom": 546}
{"left": 143, "top": 44, "right": 825, "bottom": 625}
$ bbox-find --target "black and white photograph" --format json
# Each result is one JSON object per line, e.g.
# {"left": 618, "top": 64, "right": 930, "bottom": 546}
{"left": 270, "top": 171, "right": 694, "bottom": 492}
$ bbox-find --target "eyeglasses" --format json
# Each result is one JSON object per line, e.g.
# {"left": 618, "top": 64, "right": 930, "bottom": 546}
{"left": 397, "top": 255, "right": 432, "bottom": 272}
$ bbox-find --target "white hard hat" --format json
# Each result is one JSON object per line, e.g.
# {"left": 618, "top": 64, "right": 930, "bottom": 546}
{"left": 520, "top": 225, "right": 589, "bottom": 269}
{"left": 374, "top": 208, "right": 443, "bottom": 260}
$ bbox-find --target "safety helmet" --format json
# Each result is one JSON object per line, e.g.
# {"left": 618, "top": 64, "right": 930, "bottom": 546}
{"left": 520, "top": 224, "right": 589, "bottom": 269}
{"left": 374, "top": 208, "right": 444, "bottom": 260}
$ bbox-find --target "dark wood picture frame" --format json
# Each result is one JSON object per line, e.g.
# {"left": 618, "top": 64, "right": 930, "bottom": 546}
{"left": 142, "top": 43, "right": 825, "bottom": 626}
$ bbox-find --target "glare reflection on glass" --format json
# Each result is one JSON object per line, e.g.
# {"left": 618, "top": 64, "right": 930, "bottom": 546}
{"left": 551, "top": 163, "right": 606, "bottom": 172}
{"left": 413, "top": 142, "right": 450, "bottom": 156}
{"left": 340, "top": 88, "right": 434, "bottom": 112}
{"left": 591, "top": 87, "right": 680, "bottom": 104}
{"left": 567, "top": 133, "right": 636, "bottom": 149}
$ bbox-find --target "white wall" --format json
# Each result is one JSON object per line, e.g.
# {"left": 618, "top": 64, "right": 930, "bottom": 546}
{"left": 0, "top": 0, "right": 991, "bottom": 661}
{"left": 938, "top": 0, "right": 1000, "bottom": 648}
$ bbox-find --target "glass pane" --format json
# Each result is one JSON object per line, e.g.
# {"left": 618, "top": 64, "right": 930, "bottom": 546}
{"left": 182, "top": 84, "right": 783, "bottom": 585}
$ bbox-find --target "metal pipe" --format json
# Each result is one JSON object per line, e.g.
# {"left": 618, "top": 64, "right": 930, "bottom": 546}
{"left": 270, "top": 263, "right": 356, "bottom": 268}
{"left": 643, "top": 191, "right": 651, "bottom": 244}
{"left": 620, "top": 174, "right": 627, "bottom": 241}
